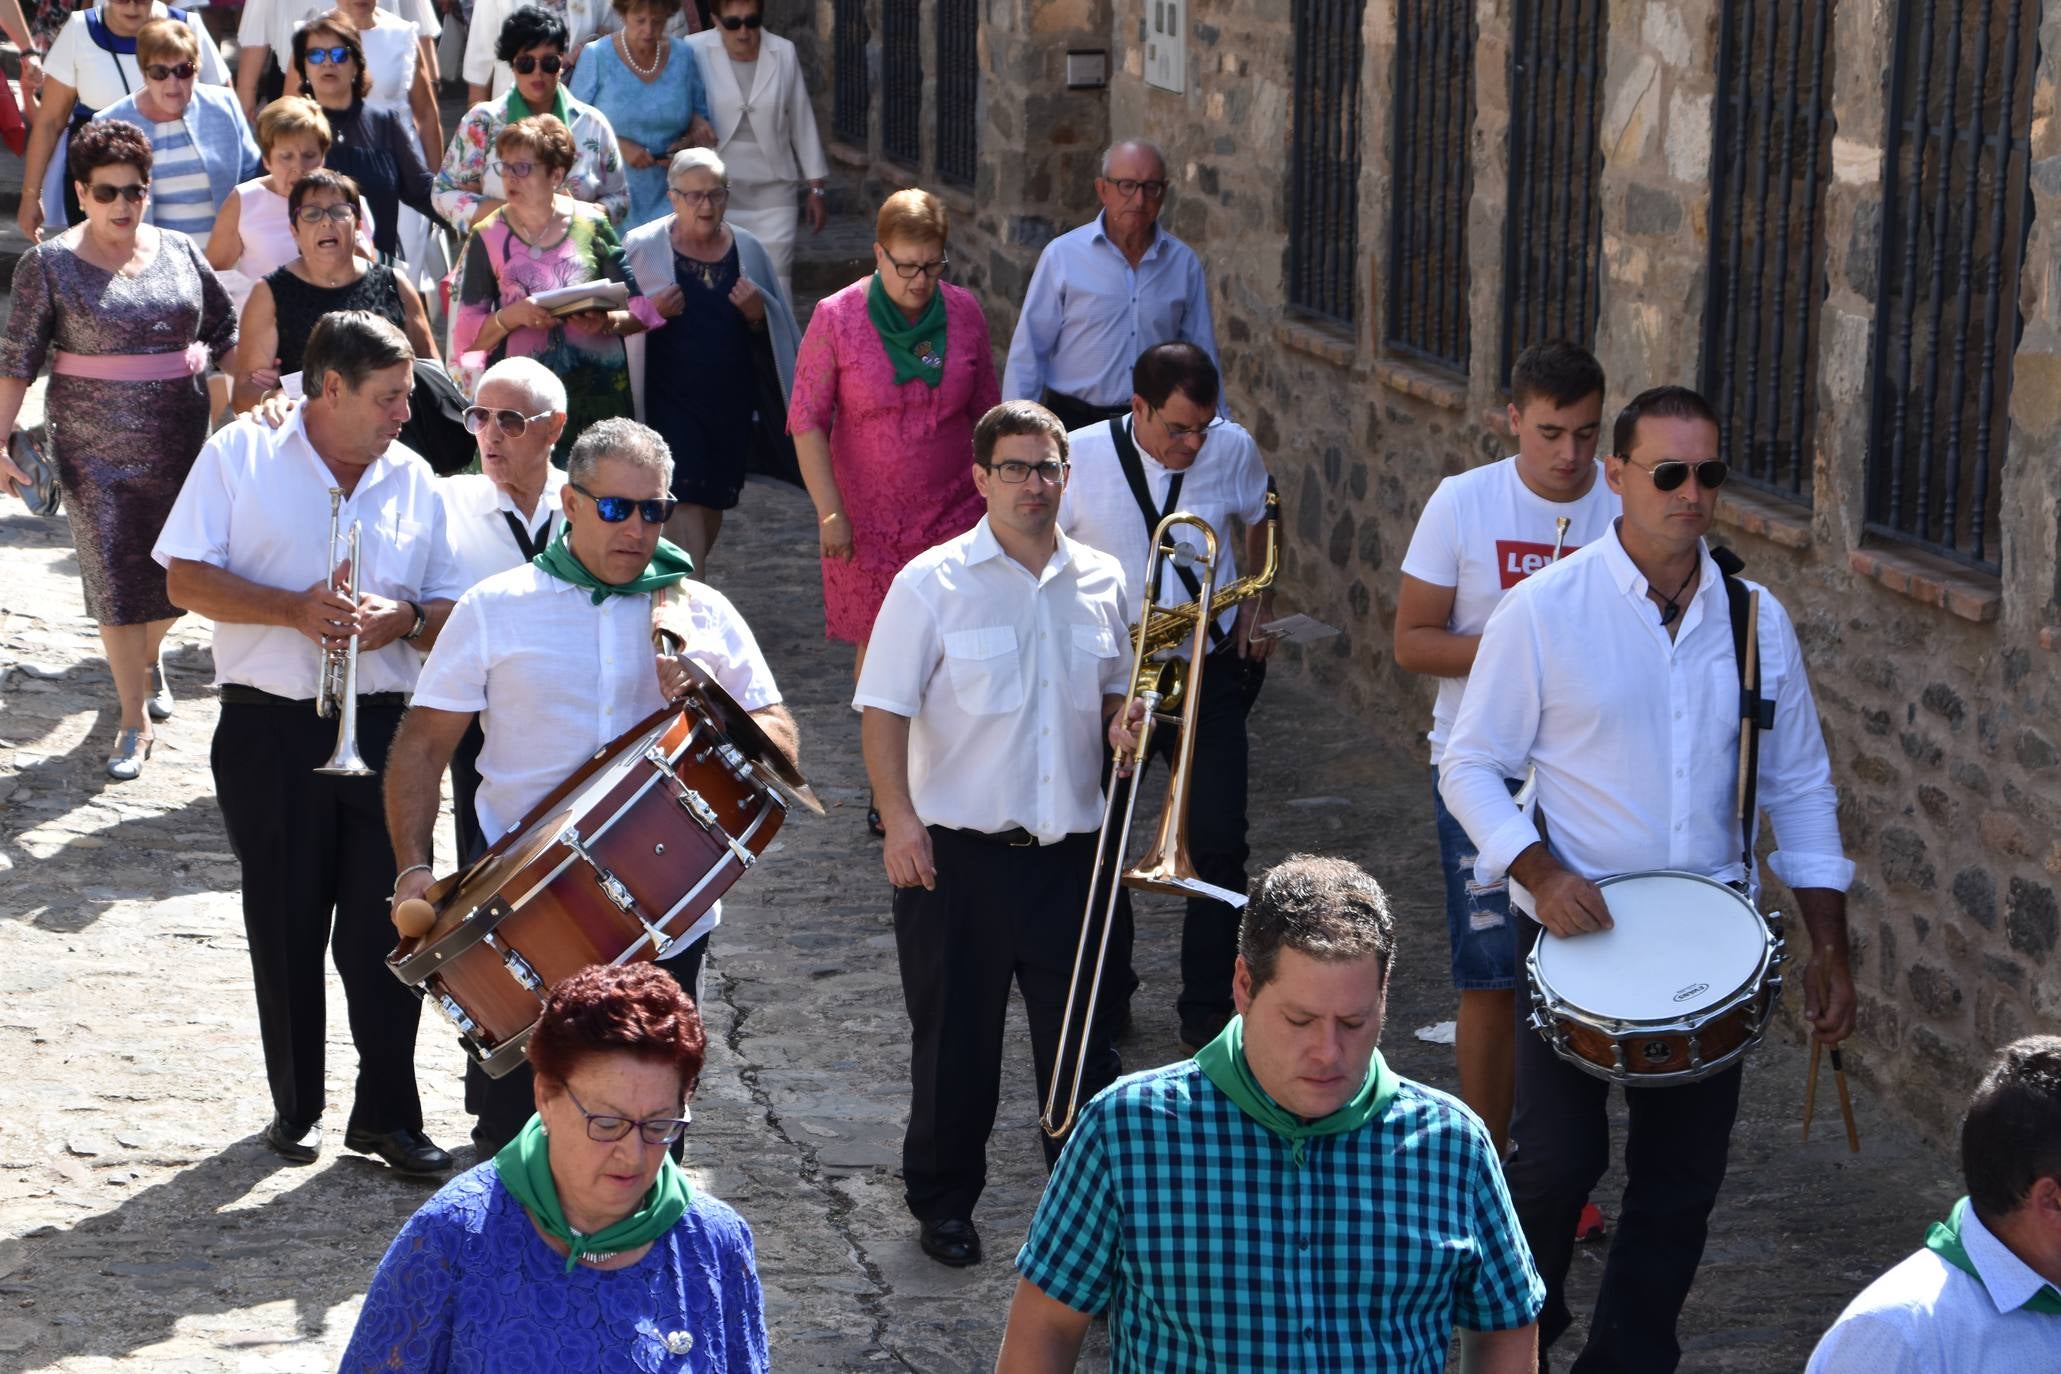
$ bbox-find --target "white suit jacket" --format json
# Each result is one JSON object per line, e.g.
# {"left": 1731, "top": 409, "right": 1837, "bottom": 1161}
{"left": 684, "top": 29, "right": 828, "bottom": 186}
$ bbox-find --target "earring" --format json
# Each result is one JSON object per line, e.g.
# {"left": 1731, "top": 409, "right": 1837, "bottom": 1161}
{"left": 539, "top": 1123, "right": 549, "bottom": 1137}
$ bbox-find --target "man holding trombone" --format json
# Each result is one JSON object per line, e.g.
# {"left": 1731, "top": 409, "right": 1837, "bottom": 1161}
{"left": 856, "top": 400, "right": 1133, "bottom": 1270}
{"left": 154, "top": 312, "right": 463, "bottom": 1176}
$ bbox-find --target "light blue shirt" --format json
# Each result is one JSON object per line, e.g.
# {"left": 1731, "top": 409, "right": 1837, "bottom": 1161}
{"left": 1806, "top": 1205, "right": 2061, "bottom": 1373}
{"left": 1002, "top": 211, "right": 1221, "bottom": 409}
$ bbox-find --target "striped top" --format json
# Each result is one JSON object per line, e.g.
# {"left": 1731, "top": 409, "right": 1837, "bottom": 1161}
{"left": 143, "top": 117, "right": 218, "bottom": 244}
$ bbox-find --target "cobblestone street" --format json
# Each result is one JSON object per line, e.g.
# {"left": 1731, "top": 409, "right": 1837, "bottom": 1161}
{"left": 0, "top": 424, "right": 1969, "bottom": 1369}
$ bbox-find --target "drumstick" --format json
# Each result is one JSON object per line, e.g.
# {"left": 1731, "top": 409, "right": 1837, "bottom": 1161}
{"left": 1736, "top": 589, "right": 1761, "bottom": 826}
{"left": 1802, "top": 1038, "right": 1822, "bottom": 1142}
{"left": 393, "top": 897, "right": 437, "bottom": 939}
{"left": 1832, "top": 1046, "right": 1860, "bottom": 1152}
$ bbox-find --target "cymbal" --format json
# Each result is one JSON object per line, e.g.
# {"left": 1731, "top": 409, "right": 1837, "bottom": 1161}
{"left": 676, "top": 654, "right": 825, "bottom": 816}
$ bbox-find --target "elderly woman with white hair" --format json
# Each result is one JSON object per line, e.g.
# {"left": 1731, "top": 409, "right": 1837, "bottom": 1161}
{"left": 434, "top": 353, "right": 571, "bottom": 861}
{"left": 623, "top": 146, "right": 799, "bottom": 573}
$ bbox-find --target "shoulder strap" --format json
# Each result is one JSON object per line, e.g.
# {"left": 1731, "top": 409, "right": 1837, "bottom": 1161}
{"left": 1107, "top": 416, "right": 1223, "bottom": 643}
{"left": 1714, "top": 545, "right": 1773, "bottom": 873}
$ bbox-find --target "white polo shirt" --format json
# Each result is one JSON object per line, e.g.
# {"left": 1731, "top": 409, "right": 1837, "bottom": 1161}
{"left": 437, "top": 469, "right": 568, "bottom": 593}
{"left": 152, "top": 410, "right": 463, "bottom": 699}
{"left": 852, "top": 518, "right": 1131, "bottom": 844}
{"left": 1059, "top": 415, "right": 1268, "bottom": 642}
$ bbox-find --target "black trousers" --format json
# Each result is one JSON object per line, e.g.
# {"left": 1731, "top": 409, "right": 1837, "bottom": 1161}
{"left": 894, "top": 826, "right": 1119, "bottom": 1221}
{"left": 1506, "top": 918, "right": 1744, "bottom": 1374}
{"left": 1111, "top": 644, "right": 1256, "bottom": 1027}
{"left": 448, "top": 718, "right": 488, "bottom": 871}
{"left": 210, "top": 697, "right": 423, "bottom": 1133}
{"left": 1039, "top": 388, "right": 1130, "bottom": 434}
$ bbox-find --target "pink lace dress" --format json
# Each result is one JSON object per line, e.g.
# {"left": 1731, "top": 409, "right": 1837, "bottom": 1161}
{"left": 786, "top": 278, "right": 998, "bottom": 644}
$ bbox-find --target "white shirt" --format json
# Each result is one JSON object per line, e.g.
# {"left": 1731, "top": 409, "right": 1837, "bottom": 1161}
{"left": 1806, "top": 1206, "right": 2061, "bottom": 1374}
{"left": 45, "top": 6, "right": 230, "bottom": 111}
{"left": 437, "top": 469, "right": 568, "bottom": 593}
{"left": 152, "top": 411, "right": 463, "bottom": 698}
{"left": 1399, "top": 456, "right": 1621, "bottom": 764}
{"left": 1059, "top": 415, "right": 1268, "bottom": 642}
{"left": 1438, "top": 524, "right": 1855, "bottom": 906}
{"left": 852, "top": 519, "right": 1131, "bottom": 844}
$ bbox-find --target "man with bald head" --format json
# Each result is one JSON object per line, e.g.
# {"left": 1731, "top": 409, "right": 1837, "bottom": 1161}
{"left": 1003, "top": 139, "right": 1223, "bottom": 434}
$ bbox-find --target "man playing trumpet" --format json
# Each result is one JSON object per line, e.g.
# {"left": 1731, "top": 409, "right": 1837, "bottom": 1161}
{"left": 154, "top": 311, "right": 463, "bottom": 1175}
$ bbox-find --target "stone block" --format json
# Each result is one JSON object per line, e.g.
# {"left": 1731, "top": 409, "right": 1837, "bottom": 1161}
{"left": 1833, "top": 136, "right": 1884, "bottom": 186}
{"left": 1950, "top": 760, "right": 1990, "bottom": 794}
{"left": 1952, "top": 867, "right": 1998, "bottom": 929}
{"left": 1905, "top": 962, "right": 1962, "bottom": 1018}
{"left": 2015, "top": 727, "right": 2059, "bottom": 770}
{"left": 2009, "top": 351, "right": 2061, "bottom": 438}
{"left": 1851, "top": 656, "right": 1898, "bottom": 690}
{"left": 1602, "top": 51, "right": 1661, "bottom": 164}
{"left": 1665, "top": 88, "right": 1712, "bottom": 183}
{"left": 1861, "top": 707, "right": 1892, "bottom": 736}
{"left": 1980, "top": 810, "right": 2033, "bottom": 860}
{"left": 1327, "top": 512, "right": 1355, "bottom": 568}
{"left": 1899, "top": 730, "right": 1943, "bottom": 768}
{"left": 2006, "top": 878, "right": 2058, "bottom": 959}
{"left": 1625, "top": 182, "right": 1684, "bottom": 237}
{"left": 1917, "top": 784, "right": 1955, "bottom": 826}
{"left": 1356, "top": 520, "right": 1384, "bottom": 572}
{"left": 1982, "top": 951, "right": 2026, "bottom": 992}
{"left": 1642, "top": 2, "right": 1692, "bottom": 66}
{"left": 1880, "top": 826, "right": 1936, "bottom": 892}
{"left": 1851, "top": 753, "right": 1899, "bottom": 787}
{"left": 1920, "top": 682, "right": 1967, "bottom": 728}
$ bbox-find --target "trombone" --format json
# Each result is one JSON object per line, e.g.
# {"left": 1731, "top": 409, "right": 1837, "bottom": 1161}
{"left": 315, "top": 486, "right": 372, "bottom": 777}
{"left": 1040, "top": 493, "right": 1280, "bottom": 1138}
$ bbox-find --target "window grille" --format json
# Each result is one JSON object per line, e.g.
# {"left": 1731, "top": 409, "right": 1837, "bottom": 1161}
{"left": 882, "top": 0, "right": 922, "bottom": 169}
{"left": 1385, "top": 0, "right": 1476, "bottom": 373}
{"left": 1288, "top": 0, "right": 1365, "bottom": 326}
{"left": 936, "top": 0, "right": 977, "bottom": 187}
{"left": 832, "top": 0, "right": 868, "bottom": 147}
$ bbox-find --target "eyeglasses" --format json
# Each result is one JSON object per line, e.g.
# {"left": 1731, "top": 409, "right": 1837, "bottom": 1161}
{"left": 716, "top": 13, "right": 763, "bottom": 29}
{"left": 492, "top": 158, "right": 545, "bottom": 180}
{"left": 1104, "top": 177, "right": 1169, "bottom": 200}
{"left": 463, "top": 404, "right": 556, "bottom": 436}
{"left": 879, "top": 247, "right": 948, "bottom": 280}
{"left": 294, "top": 202, "right": 358, "bottom": 224}
{"left": 86, "top": 183, "right": 148, "bottom": 204}
{"left": 304, "top": 45, "right": 352, "bottom": 65}
{"left": 511, "top": 53, "right": 564, "bottom": 75}
{"left": 1149, "top": 407, "right": 1225, "bottom": 442}
{"left": 982, "top": 459, "right": 1069, "bottom": 486}
{"left": 1618, "top": 456, "right": 1730, "bottom": 492}
{"left": 570, "top": 480, "right": 677, "bottom": 525}
{"left": 563, "top": 1084, "right": 690, "bottom": 1146}
{"left": 667, "top": 186, "right": 730, "bottom": 208}
{"left": 144, "top": 61, "right": 197, "bottom": 81}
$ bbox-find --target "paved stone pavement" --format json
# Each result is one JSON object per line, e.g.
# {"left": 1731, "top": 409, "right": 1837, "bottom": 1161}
{"left": 0, "top": 269, "right": 1968, "bottom": 1373}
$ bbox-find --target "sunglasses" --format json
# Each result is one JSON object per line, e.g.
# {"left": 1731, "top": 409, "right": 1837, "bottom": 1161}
{"left": 294, "top": 202, "right": 358, "bottom": 224}
{"left": 570, "top": 480, "right": 676, "bottom": 525}
{"left": 511, "top": 53, "right": 564, "bottom": 75}
{"left": 87, "top": 183, "right": 148, "bottom": 204}
{"left": 462, "top": 404, "right": 555, "bottom": 437}
{"left": 304, "top": 45, "right": 352, "bottom": 65}
{"left": 717, "top": 13, "right": 764, "bottom": 29}
{"left": 144, "top": 61, "right": 197, "bottom": 81}
{"left": 1619, "top": 457, "right": 1731, "bottom": 492}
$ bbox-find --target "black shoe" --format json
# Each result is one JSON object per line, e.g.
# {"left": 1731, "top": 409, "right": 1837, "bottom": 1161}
{"left": 262, "top": 1115, "right": 322, "bottom": 1165}
{"left": 918, "top": 1217, "right": 981, "bottom": 1267}
{"left": 344, "top": 1126, "right": 454, "bottom": 1176}
{"left": 1179, "top": 1012, "right": 1231, "bottom": 1052}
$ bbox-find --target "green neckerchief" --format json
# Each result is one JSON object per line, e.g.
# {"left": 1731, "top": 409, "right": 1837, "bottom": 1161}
{"left": 504, "top": 83, "right": 572, "bottom": 128}
{"left": 532, "top": 524, "right": 694, "bottom": 605}
{"left": 494, "top": 1113, "right": 691, "bottom": 1274}
{"left": 1925, "top": 1196, "right": 2061, "bottom": 1315}
{"left": 866, "top": 272, "right": 948, "bottom": 388}
{"left": 1193, "top": 1014, "right": 1397, "bottom": 1167}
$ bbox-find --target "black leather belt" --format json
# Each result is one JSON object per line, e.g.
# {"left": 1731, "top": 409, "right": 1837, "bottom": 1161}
{"left": 219, "top": 684, "right": 407, "bottom": 709}
{"left": 938, "top": 824, "right": 1041, "bottom": 848}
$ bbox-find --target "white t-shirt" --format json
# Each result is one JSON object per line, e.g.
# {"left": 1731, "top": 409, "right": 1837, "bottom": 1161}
{"left": 1398, "top": 456, "right": 1619, "bottom": 764}
{"left": 45, "top": 6, "right": 230, "bottom": 111}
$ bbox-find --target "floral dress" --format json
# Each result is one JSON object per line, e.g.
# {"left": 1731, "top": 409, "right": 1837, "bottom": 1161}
{"left": 449, "top": 201, "right": 661, "bottom": 462}
{"left": 431, "top": 86, "right": 629, "bottom": 229}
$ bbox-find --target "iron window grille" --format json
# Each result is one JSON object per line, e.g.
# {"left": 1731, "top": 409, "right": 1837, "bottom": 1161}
{"left": 882, "top": 0, "right": 922, "bottom": 169}
{"left": 1386, "top": 0, "right": 1476, "bottom": 374}
{"left": 936, "top": 0, "right": 977, "bottom": 187}
{"left": 1288, "top": 0, "right": 1366, "bottom": 327}
{"left": 833, "top": 0, "right": 868, "bottom": 147}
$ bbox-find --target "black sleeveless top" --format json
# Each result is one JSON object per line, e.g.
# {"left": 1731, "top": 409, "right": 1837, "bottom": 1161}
{"left": 266, "top": 262, "right": 406, "bottom": 373}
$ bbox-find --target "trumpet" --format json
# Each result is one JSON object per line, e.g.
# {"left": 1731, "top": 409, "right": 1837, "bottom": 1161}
{"left": 1040, "top": 495, "right": 1280, "bottom": 1138}
{"left": 315, "top": 486, "right": 372, "bottom": 777}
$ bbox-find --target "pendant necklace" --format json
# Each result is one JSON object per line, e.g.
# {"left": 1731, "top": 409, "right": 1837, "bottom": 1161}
{"left": 1655, "top": 564, "right": 1698, "bottom": 626}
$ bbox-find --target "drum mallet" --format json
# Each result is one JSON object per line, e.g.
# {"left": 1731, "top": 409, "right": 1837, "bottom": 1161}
{"left": 1803, "top": 1039, "right": 1860, "bottom": 1152}
{"left": 392, "top": 897, "right": 438, "bottom": 940}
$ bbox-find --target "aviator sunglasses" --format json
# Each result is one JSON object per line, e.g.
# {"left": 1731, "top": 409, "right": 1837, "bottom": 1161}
{"left": 1618, "top": 456, "right": 1731, "bottom": 492}
{"left": 511, "top": 53, "right": 564, "bottom": 74}
{"left": 86, "top": 183, "right": 148, "bottom": 204}
{"left": 570, "top": 481, "right": 677, "bottom": 525}
{"left": 462, "top": 404, "right": 555, "bottom": 437}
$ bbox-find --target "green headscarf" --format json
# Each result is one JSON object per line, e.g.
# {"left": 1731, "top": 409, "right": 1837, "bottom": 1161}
{"left": 532, "top": 523, "right": 694, "bottom": 605}
{"left": 866, "top": 272, "right": 948, "bottom": 388}
{"left": 1925, "top": 1196, "right": 2061, "bottom": 1314}
{"left": 1193, "top": 1014, "right": 1398, "bottom": 1166}
{"left": 495, "top": 1114, "right": 691, "bottom": 1274}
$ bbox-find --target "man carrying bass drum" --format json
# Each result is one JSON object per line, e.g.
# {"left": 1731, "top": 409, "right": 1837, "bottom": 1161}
{"left": 1438, "top": 385, "right": 1858, "bottom": 1373}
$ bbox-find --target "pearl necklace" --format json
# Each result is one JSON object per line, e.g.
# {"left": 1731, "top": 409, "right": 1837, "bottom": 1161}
{"left": 618, "top": 29, "right": 661, "bottom": 78}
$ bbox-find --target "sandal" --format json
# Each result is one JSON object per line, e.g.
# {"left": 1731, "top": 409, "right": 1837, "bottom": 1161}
{"left": 106, "top": 728, "right": 153, "bottom": 781}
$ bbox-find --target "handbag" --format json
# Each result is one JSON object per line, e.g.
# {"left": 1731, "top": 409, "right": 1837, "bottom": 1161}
{"left": 7, "top": 424, "right": 63, "bottom": 517}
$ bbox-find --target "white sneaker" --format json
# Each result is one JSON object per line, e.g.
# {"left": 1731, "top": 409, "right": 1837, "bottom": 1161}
{"left": 106, "top": 728, "right": 153, "bottom": 781}
{"left": 146, "top": 662, "right": 174, "bottom": 720}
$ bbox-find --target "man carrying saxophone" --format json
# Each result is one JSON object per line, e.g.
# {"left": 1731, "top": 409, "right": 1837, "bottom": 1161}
{"left": 154, "top": 312, "right": 463, "bottom": 1177}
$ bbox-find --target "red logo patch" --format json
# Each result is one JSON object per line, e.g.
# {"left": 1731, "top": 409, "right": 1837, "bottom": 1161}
{"left": 1496, "top": 539, "right": 1581, "bottom": 588}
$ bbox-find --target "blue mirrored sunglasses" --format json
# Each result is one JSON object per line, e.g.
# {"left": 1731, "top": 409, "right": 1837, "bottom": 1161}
{"left": 570, "top": 481, "right": 676, "bottom": 525}
{"left": 305, "top": 45, "right": 351, "bottom": 65}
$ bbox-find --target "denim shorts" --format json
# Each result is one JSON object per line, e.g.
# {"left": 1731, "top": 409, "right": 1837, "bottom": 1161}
{"left": 1430, "top": 766, "right": 1518, "bottom": 991}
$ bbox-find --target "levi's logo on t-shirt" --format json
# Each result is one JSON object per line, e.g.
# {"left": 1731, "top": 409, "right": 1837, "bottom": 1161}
{"left": 1496, "top": 539, "right": 1581, "bottom": 588}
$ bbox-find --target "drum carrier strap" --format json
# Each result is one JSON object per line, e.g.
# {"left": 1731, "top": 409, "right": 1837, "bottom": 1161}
{"left": 1714, "top": 545, "right": 1776, "bottom": 875}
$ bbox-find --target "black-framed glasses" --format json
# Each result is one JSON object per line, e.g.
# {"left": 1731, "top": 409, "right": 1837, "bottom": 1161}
{"left": 304, "top": 45, "right": 352, "bottom": 65}
{"left": 1619, "top": 456, "right": 1730, "bottom": 492}
{"left": 86, "top": 183, "right": 148, "bottom": 205}
{"left": 879, "top": 247, "right": 948, "bottom": 281}
{"left": 981, "top": 458, "right": 1069, "bottom": 486}
{"left": 144, "top": 61, "right": 197, "bottom": 81}
{"left": 1149, "top": 407, "right": 1225, "bottom": 442}
{"left": 463, "top": 404, "right": 555, "bottom": 437}
{"left": 294, "top": 202, "right": 358, "bottom": 225}
{"left": 570, "top": 480, "right": 677, "bottom": 525}
{"left": 1104, "top": 177, "right": 1169, "bottom": 200}
{"left": 668, "top": 186, "right": 730, "bottom": 208}
{"left": 717, "top": 12, "right": 763, "bottom": 29}
{"left": 564, "top": 1084, "right": 690, "bottom": 1145}
{"left": 511, "top": 52, "right": 564, "bottom": 75}
{"left": 491, "top": 158, "right": 543, "bottom": 180}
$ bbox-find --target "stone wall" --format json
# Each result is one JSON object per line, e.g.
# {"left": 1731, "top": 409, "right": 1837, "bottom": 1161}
{"left": 806, "top": 0, "right": 2061, "bottom": 1139}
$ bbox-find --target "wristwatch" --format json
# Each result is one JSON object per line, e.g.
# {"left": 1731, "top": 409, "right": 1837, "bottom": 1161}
{"left": 404, "top": 600, "right": 427, "bottom": 642}
{"left": 807, "top": 185, "right": 826, "bottom": 198}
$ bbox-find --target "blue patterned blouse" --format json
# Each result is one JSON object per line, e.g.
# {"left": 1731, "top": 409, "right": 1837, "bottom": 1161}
{"left": 340, "top": 1162, "right": 769, "bottom": 1373}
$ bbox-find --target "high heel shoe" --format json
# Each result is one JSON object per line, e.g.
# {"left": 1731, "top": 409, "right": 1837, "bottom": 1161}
{"left": 106, "top": 728, "right": 153, "bottom": 781}
{"left": 146, "top": 662, "right": 174, "bottom": 720}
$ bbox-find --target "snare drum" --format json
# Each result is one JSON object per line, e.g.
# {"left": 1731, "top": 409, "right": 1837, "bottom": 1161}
{"left": 1526, "top": 870, "right": 1786, "bottom": 1085}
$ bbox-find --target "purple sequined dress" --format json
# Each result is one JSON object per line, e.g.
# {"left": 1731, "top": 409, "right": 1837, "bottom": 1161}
{"left": 0, "top": 232, "right": 236, "bottom": 625}
{"left": 340, "top": 1162, "right": 770, "bottom": 1374}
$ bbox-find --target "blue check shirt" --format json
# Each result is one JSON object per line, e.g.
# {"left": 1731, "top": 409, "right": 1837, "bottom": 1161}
{"left": 1016, "top": 1061, "right": 1544, "bottom": 1372}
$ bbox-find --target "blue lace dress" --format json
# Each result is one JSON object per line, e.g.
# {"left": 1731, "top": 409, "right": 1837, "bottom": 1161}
{"left": 340, "top": 1162, "right": 769, "bottom": 1373}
